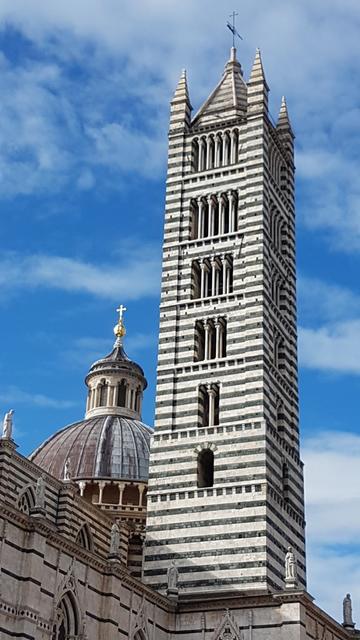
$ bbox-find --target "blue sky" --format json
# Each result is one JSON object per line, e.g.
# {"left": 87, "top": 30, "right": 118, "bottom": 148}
{"left": 0, "top": 0, "right": 359, "bottom": 621}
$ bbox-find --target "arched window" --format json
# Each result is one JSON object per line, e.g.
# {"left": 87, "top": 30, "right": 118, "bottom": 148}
{"left": 75, "top": 523, "right": 93, "bottom": 551}
{"left": 117, "top": 380, "right": 127, "bottom": 407}
{"left": 198, "top": 384, "right": 220, "bottom": 427}
{"left": 191, "top": 260, "right": 201, "bottom": 299}
{"left": 190, "top": 199, "right": 198, "bottom": 240}
{"left": 192, "top": 138, "right": 199, "bottom": 172}
{"left": 18, "top": 486, "right": 35, "bottom": 515}
{"left": 52, "top": 591, "right": 79, "bottom": 640}
{"left": 122, "top": 484, "right": 140, "bottom": 506}
{"left": 197, "top": 449, "right": 214, "bottom": 488}
{"left": 99, "top": 381, "right": 107, "bottom": 407}
{"left": 195, "top": 321, "right": 205, "bottom": 362}
{"left": 135, "top": 387, "right": 141, "bottom": 413}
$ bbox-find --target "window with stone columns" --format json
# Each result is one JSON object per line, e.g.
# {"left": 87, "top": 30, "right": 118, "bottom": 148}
{"left": 197, "top": 448, "right": 214, "bottom": 488}
{"left": 194, "top": 317, "right": 227, "bottom": 361}
{"left": 190, "top": 192, "right": 238, "bottom": 240}
{"left": 191, "top": 254, "right": 233, "bottom": 299}
{"left": 191, "top": 129, "right": 239, "bottom": 173}
{"left": 199, "top": 383, "right": 220, "bottom": 427}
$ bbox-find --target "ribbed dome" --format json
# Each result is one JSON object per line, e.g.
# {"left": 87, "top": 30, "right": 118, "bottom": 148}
{"left": 29, "top": 415, "right": 152, "bottom": 482}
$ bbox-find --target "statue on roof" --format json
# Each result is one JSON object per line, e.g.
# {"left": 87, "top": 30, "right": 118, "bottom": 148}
{"left": 285, "top": 546, "right": 297, "bottom": 587}
{"left": 109, "top": 522, "right": 120, "bottom": 557}
{"left": 343, "top": 593, "right": 355, "bottom": 628}
{"left": 35, "top": 474, "right": 46, "bottom": 510}
{"left": 2, "top": 409, "right": 14, "bottom": 440}
{"left": 63, "top": 458, "right": 72, "bottom": 482}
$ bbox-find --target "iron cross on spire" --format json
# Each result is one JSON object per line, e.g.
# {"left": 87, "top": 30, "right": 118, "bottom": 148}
{"left": 227, "top": 11, "right": 243, "bottom": 48}
{"left": 116, "top": 304, "right": 127, "bottom": 322}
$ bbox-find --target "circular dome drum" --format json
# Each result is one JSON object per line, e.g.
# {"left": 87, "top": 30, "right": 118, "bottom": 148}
{"left": 30, "top": 415, "right": 151, "bottom": 482}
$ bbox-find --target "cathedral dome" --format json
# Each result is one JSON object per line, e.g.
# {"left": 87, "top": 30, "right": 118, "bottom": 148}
{"left": 29, "top": 306, "right": 152, "bottom": 489}
{"left": 29, "top": 415, "right": 151, "bottom": 482}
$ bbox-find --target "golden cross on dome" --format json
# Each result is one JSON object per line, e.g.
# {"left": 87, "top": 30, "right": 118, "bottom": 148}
{"left": 114, "top": 304, "right": 127, "bottom": 343}
{"left": 116, "top": 304, "right": 127, "bottom": 322}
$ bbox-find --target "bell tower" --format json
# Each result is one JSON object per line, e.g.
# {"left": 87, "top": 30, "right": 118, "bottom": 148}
{"left": 144, "top": 48, "right": 305, "bottom": 595}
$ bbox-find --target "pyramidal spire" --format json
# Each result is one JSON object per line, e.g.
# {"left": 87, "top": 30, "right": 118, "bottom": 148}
{"left": 169, "top": 68, "right": 192, "bottom": 131}
{"left": 277, "top": 96, "right": 291, "bottom": 127}
{"left": 247, "top": 48, "right": 269, "bottom": 115}
{"left": 249, "top": 48, "right": 268, "bottom": 87}
{"left": 191, "top": 48, "right": 247, "bottom": 126}
{"left": 277, "top": 95, "right": 294, "bottom": 140}
{"left": 172, "top": 68, "right": 191, "bottom": 106}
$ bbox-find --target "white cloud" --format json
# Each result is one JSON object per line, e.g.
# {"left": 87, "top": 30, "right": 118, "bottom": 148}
{"left": 298, "top": 275, "right": 360, "bottom": 323}
{"left": 303, "top": 431, "right": 360, "bottom": 620}
{"left": 299, "top": 320, "right": 360, "bottom": 374}
{"left": 0, "top": 246, "right": 161, "bottom": 300}
{"left": 0, "top": 385, "right": 76, "bottom": 409}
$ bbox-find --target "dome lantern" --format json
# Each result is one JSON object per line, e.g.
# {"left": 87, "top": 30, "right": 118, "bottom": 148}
{"left": 84, "top": 305, "right": 147, "bottom": 421}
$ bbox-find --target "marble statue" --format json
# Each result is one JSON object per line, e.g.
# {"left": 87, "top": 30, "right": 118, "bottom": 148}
{"left": 35, "top": 474, "right": 46, "bottom": 510}
{"left": 63, "top": 458, "right": 72, "bottom": 481}
{"left": 2, "top": 409, "right": 14, "bottom": 439}
{"left": 343, "top": 593, "right": 354, "bottom": 627}
{"left": 167, "top": 561, "right": 179, "bottom": 591}
{"left": 285, "top": 546, "right": 297, "bottom": 581}
{"left": 110, "top": 522, "right": 120, "bottom": 556}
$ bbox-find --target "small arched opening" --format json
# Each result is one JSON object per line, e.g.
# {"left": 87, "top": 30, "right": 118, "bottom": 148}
{"left": 122, "top": 484, "right": 140, "bottom": 506}
{"left": 75, "top": 523, "right": 93, "bottom": 552}
{"left": 99, "top": 380, "right": 107, "bottom": 407}
{"left": 117, "top": 380, "right": 127, "bottom": 407}
{"left": 18, "top": 486, "right": 35, "bottom": 515}
{"left": 52, "top": 591, "right": 80, "bottom": 640}
{"left": 197, "top": 449, "right": 214, "bottom": 488}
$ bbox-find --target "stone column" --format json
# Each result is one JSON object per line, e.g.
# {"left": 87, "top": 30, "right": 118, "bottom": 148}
{"left": 198, "top": 199, "right": 204, "bottom": 238}
{"left": 219, "top": 197, "right": 225, "bottom": 235}
{"left": 107, "top": 384, "right": 113, "bottom": 406}
{"left": 204, "top": 322, "right": 210, "bottom": 361}
{"left": 228, "top": 190, "right": 235, "bottom": 232}
{"left": 222, "top": 135, "right": 227, "bottom": 166}
{"left": 138, "top": 484, "right": 145, "bottom": 507}
{"left": 199, "top": 138, "right": 206, "bottom": 171}
{"left": 208, "top": 387, "right": 216, "bottom": 426}
{"left": 200, "top": 261, "right": 206, "bottom": 298}
{"left": 211, "top": 259, "right": 217, "bottom": 297}
{"left": 215, "top": 321, "right": 222, "bottom": 359}
{"left": 208, "top": 196, "right": 215, "bottom": 236}
{"left": 215, "top": 135, "right": 221, "bottom": 167}
{"left": 78, "top": 480, "right": 86, "bottom": 497}
{"left": 118, "top": 482, "right": 125, "bottom": 506}
{"left": 222, "top": 259, "right": 227, "bottom": 294}
{"left": 98, "top": 481, "right": 106, "bottom": 504}
{"left": 231, "top": 130, "right": 238, "bottom": 163}
{"left": 206, "top": 136, "right": 211, "bottom": 170}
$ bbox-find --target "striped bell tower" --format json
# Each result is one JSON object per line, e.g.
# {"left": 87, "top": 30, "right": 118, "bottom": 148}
{"left": 144, "top": 47, "right": 306, "bottom": 595}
